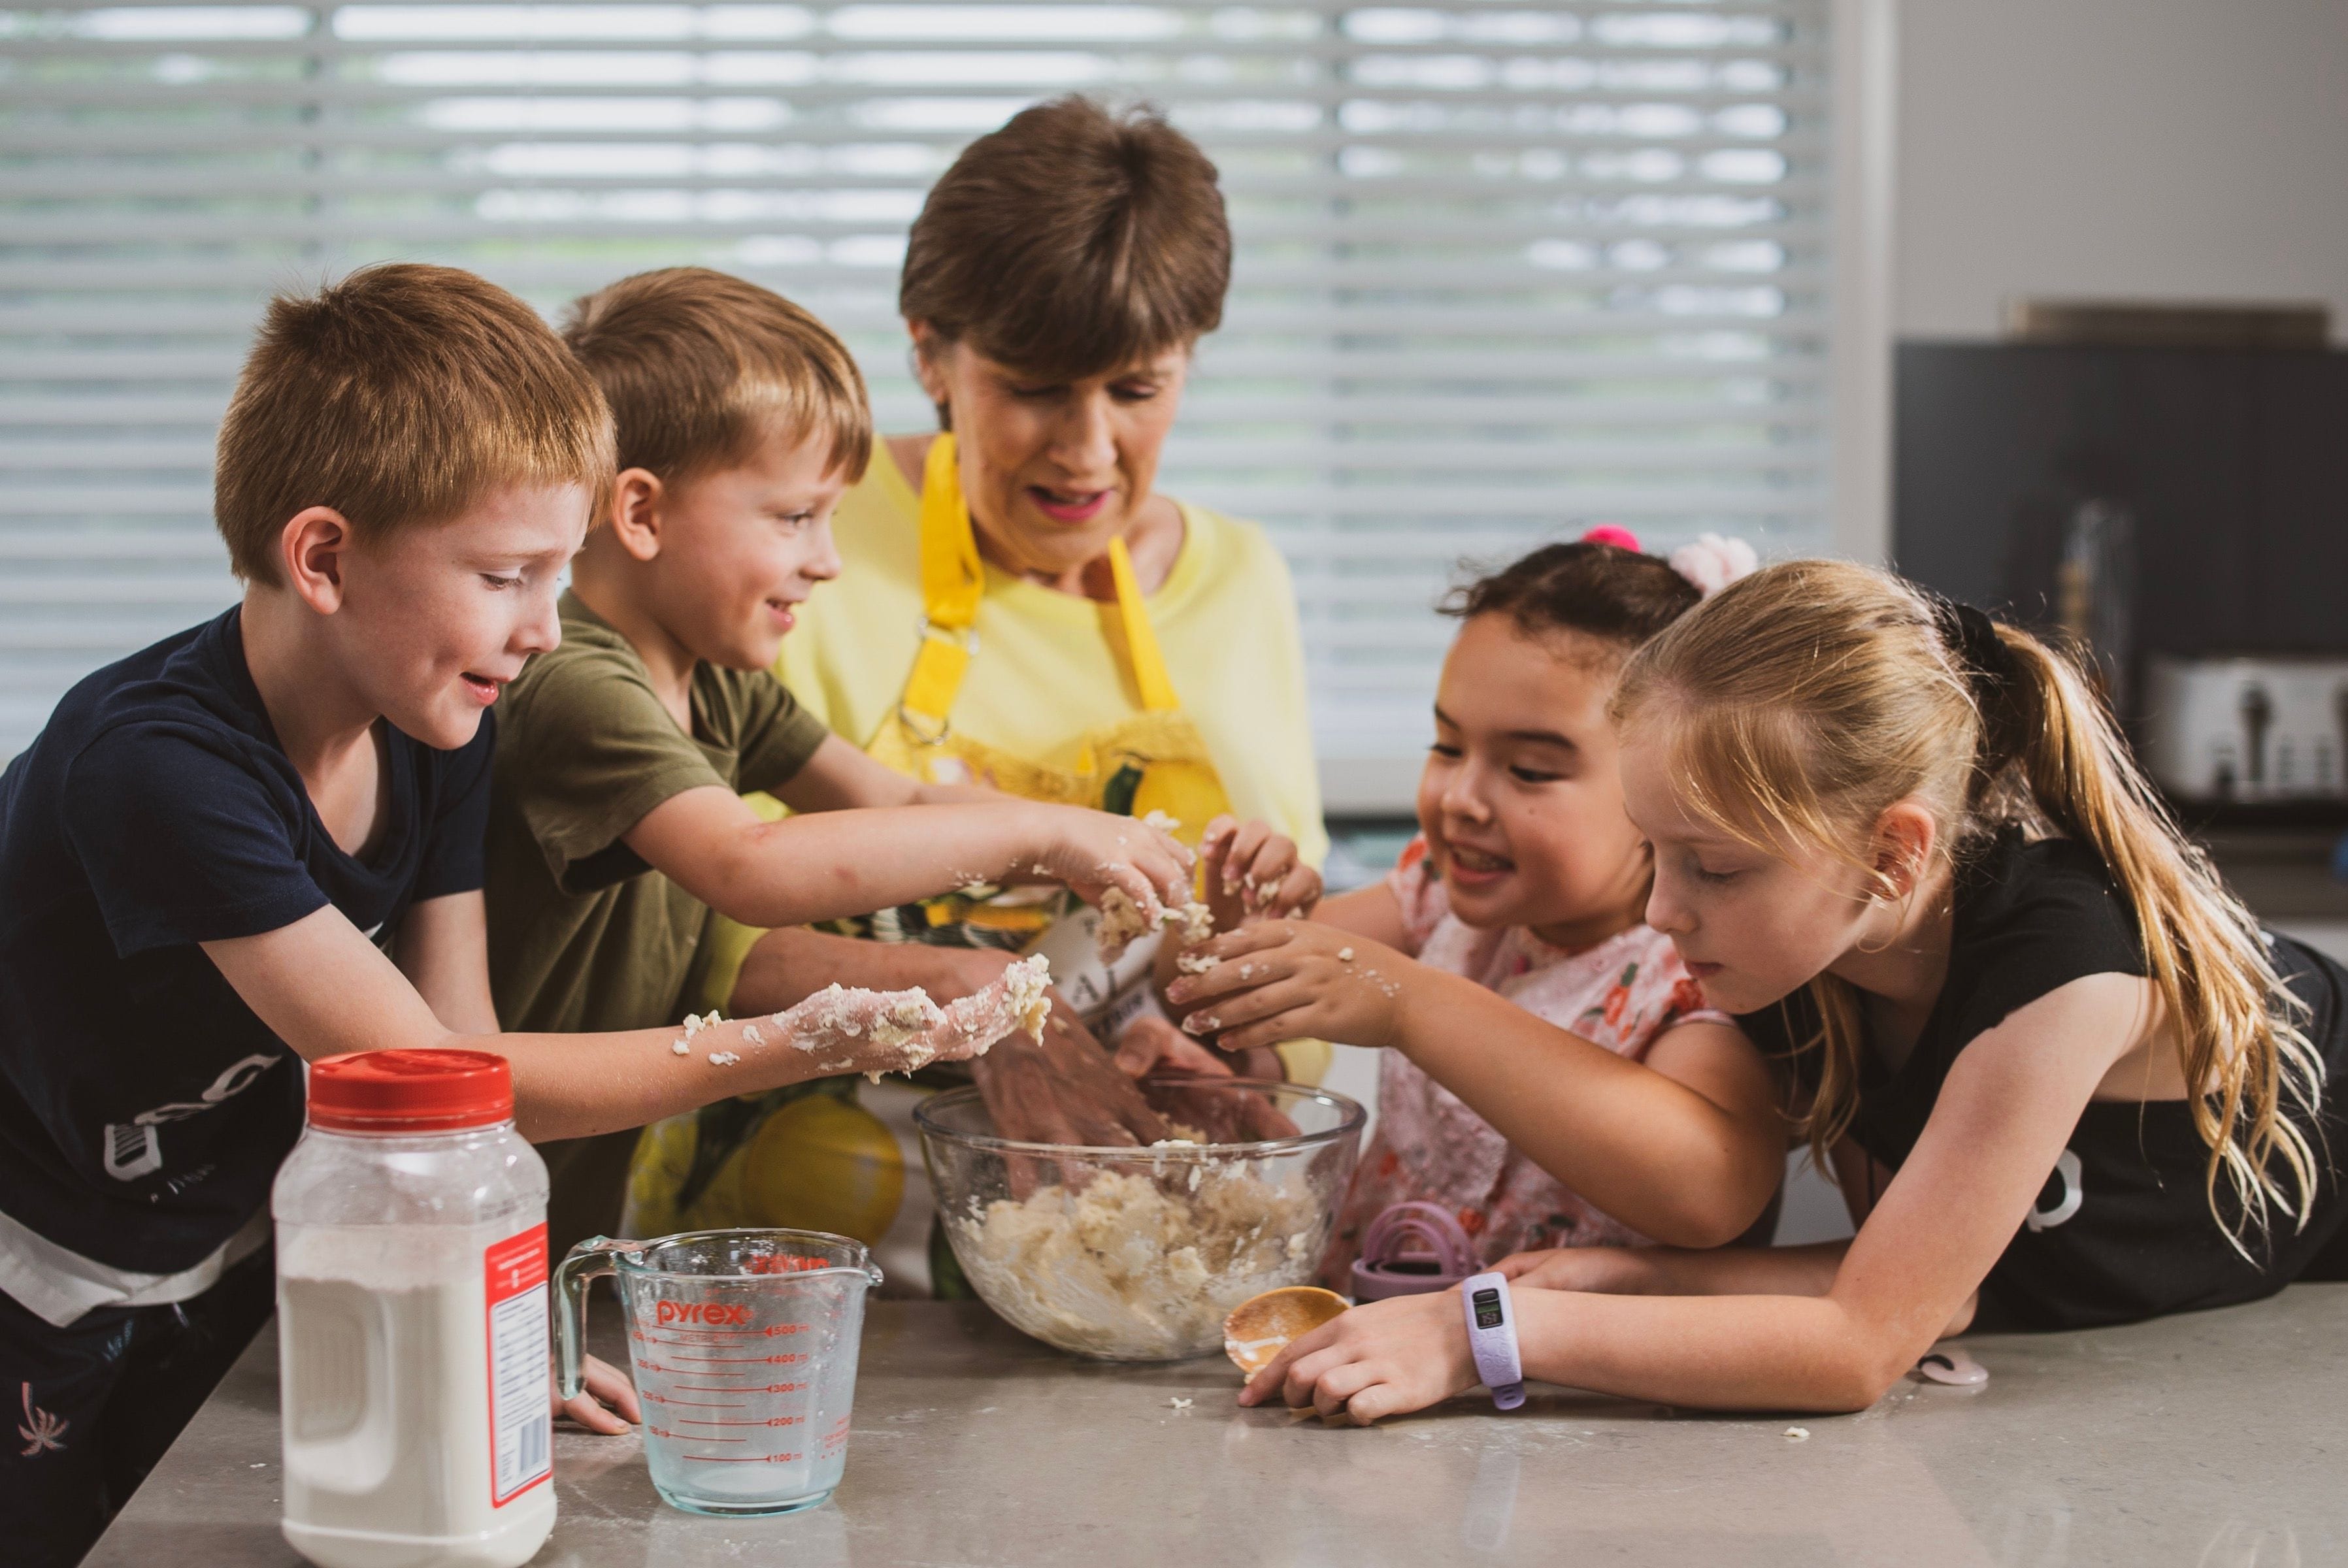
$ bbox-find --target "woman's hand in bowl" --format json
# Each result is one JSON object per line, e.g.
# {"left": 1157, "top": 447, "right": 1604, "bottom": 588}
{"left": 971, "top": 988, "right": 1170, "bottom": 1149}
{"left": 1199, "top": 815, "right": 1321, "bottom": 930}
{"left": 1114, "top": 1016, "right": 1298, "bottom": 1141}
{"left": 1112, "top": 1013, "right": 1239, "bottom": 1080}
{"left": 1165, "top": 921, "right": 1413, "bottom": 1056}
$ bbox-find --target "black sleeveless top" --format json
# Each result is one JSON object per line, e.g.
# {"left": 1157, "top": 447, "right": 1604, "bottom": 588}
{"left": 1738, "top": 830, "right": 2348, "bottom": 1330}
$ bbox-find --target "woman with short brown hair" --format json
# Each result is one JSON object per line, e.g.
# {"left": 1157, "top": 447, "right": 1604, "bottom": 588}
{"left": 630, "top": 99, "right": 1329, "bottom": 1295}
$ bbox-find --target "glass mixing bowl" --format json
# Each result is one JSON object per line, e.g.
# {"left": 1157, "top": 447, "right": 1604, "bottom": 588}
{"left": 916, "top": 1077, "right": 1365, "bottom": 1361}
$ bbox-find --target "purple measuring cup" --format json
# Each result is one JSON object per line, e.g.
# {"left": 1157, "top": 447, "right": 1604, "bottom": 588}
{"left": 1350, "top": 1202, "right": 1478, "bottom": 1301}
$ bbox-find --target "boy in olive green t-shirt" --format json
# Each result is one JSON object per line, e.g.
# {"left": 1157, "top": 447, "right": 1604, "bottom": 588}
{"left": 483, "top": 269, "right": 1196, "bottom": 1253}
{"left": 487, "top": 593, "right": 827, "bottom": 1032}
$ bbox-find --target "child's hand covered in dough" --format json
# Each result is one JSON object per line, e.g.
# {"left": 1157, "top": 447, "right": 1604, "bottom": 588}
{"left": 1163, "top": 921, "right": 1412, "bottom": 1056}
{"left": 1016, "top": 804, "right": 1195, "bottom": 922}
{"left": 1198, "top": 815, "right": 1321, "bottom": 932}
{"left": 770, "top": 956, "right": 1051, "bottom": 1078}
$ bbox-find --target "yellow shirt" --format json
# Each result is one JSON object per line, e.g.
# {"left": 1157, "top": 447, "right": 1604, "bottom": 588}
{"left": 779, "top": 447, "right": 1330, "bottom": 869}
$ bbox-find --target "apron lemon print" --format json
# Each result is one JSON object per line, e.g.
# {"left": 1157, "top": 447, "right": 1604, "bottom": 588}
{"left": 625, "top": 433, "right": 1236, "bottom": 1272}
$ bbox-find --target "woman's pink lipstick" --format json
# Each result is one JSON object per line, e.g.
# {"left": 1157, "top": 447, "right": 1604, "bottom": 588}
{"left": 1028, "top": 486, "right": 1111, "bottom": 523}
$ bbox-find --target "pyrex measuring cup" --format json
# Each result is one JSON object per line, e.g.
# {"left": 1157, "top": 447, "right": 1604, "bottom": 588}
{"left": 555, "top": 1229, "right": 882, "bottom": 1516}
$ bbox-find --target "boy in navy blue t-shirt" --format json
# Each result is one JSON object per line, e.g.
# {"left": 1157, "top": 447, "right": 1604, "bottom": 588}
{"left": 0, "top": 264, "right": 1193, "bottom": 1567}
{"left": 0, "top": 264, "right": 624, "bottom": 1564}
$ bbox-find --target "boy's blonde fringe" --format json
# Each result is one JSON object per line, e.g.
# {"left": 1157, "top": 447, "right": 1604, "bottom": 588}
{"left": 1615, "top": 561, "right": 2326, "bottom": 1250}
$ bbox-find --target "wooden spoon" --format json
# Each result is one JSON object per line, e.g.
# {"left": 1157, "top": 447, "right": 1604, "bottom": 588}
{"left": 1223, "top": 1285, "right": 1349, "bottom": 1376}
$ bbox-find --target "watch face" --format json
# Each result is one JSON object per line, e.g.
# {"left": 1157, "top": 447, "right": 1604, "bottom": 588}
{"left": 1472, "top": 1286, "right": 1504, "bottom": 1330}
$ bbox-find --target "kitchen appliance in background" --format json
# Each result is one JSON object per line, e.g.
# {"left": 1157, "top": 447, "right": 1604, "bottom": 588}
{"left": 1893, "top": 338, "right": 2348, "bottom": 740}
{"left": 2143, "top": 657, "right": 2348, "bottom": 804}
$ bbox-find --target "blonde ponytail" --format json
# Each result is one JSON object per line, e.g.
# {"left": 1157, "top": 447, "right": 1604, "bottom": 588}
{"left": 1614, "top": 560, "right": 2326, "bottom": 1245}
{"left": 1986, "top": 627, "right": 2324, "bottom": 1242}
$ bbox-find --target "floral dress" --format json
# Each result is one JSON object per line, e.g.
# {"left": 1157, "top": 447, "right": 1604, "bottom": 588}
{"left": 1322, "top": 837, "right": 1732, "bottom": 1286}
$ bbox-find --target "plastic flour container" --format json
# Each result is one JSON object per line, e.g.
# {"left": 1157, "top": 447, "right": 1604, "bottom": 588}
{"left": 273, "top": 1049, "right": 555, "bottom": 1568}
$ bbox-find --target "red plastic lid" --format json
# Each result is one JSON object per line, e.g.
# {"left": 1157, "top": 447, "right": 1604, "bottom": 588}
{"left": 308, "top": 1049, "right": 514, "bottom": 1132}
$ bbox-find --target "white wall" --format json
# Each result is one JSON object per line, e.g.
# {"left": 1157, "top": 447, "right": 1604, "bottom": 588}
{"left": 1893, "top": 0, "right": 2348, "bottom": 339}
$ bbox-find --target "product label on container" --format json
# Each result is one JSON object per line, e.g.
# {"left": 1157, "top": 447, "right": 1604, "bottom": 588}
{"left": 484, "top": 1223, "right": 552, "bottom": 1507}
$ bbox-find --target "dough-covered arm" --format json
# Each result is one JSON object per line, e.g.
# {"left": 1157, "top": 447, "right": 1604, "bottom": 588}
{"left": 204, "top": 904, "right": 1040, "bottom": 1142}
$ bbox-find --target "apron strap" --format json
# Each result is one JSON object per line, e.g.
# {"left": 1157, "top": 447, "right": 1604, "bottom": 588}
{"left": 898, "top": 431, "right": 1186, "bottom": 734}
{"left": 1106, "top": 536, "right": 1181, "bottom": 714}
{"left": 900, "top": 433, "right": 984, "bottom": 737}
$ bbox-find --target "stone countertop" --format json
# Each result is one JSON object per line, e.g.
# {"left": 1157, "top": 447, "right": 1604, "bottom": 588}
{"left": 87, "top": 1288, "right": 2347, "bottom": 1567}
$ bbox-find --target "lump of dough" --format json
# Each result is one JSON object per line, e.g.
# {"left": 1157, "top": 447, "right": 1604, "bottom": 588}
{"left": 950, "top": 1166, "right": 1325, "bottom": 1360}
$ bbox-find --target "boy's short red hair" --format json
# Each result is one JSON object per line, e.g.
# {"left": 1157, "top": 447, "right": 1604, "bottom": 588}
{"left": 214, "top": 263, "right": 614, "bottom": 585}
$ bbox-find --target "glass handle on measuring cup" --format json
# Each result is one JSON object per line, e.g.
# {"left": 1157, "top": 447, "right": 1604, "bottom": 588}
{"left": 554, "top": 1237, "right": 636, "bottom": 1401}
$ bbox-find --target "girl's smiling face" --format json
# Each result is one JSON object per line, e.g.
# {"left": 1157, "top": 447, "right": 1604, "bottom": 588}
{"left": 1619, "top": 731, "right": 1879, "bottom": 1013}
{"left": 1415, "top": 614, "right": 1652, "bottom": 947}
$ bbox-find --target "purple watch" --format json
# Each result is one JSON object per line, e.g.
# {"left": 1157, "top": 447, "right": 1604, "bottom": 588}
{"left": 1459, "top": 1271, "right": 1525, "bottom": 1410}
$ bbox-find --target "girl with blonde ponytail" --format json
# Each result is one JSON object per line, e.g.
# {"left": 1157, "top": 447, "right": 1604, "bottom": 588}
{"left": 1242, "top": 559, "right": 2348, "bottom": 1422}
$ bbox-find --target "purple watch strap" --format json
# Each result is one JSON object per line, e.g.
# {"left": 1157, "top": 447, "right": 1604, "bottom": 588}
{"left": 1461, "top": 1271, "right": 1525, "bottom": 1411}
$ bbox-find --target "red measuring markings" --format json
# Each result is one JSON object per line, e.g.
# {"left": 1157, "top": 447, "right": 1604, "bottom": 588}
{"left": 640, "top": 1392, "right": 746, "bottom": 1408}
{"left": 646, "top": 1425, "right": 746, "bottom": 1444}
{"left": 682, "top": 1452, "right": 804, "bottom": 1463}
{"left": 821, "top": 1414, "right": 852, "bottom": 1454}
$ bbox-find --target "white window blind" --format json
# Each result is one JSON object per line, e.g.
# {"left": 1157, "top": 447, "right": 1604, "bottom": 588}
{"left": 2, "top": 0, "right": 1835, "bottom": 775}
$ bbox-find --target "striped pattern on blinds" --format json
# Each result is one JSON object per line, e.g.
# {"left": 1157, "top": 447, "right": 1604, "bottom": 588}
{"left": 1, "top": 0, "right": 1834, "bottom": 767}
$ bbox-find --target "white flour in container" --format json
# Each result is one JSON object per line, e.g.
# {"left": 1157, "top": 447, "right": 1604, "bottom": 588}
{"left": 950, "top": 1167, "right": 1323, "bottom": 1360}
{"left": 277, "top": 1223, "right": 554, "bottom": 1568}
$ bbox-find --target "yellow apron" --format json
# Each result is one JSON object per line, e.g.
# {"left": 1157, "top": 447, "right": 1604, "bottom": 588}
{"left": 624, "top": 434, "right": 1238, "bottom": 1289}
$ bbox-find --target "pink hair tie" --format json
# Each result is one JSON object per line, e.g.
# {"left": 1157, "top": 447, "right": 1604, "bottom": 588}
{"left": 1668, "top": 533, "right": 1760, "bottom": 599}
{"left": 1581, "top": 524, "right": 1642, "bottom": 552}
